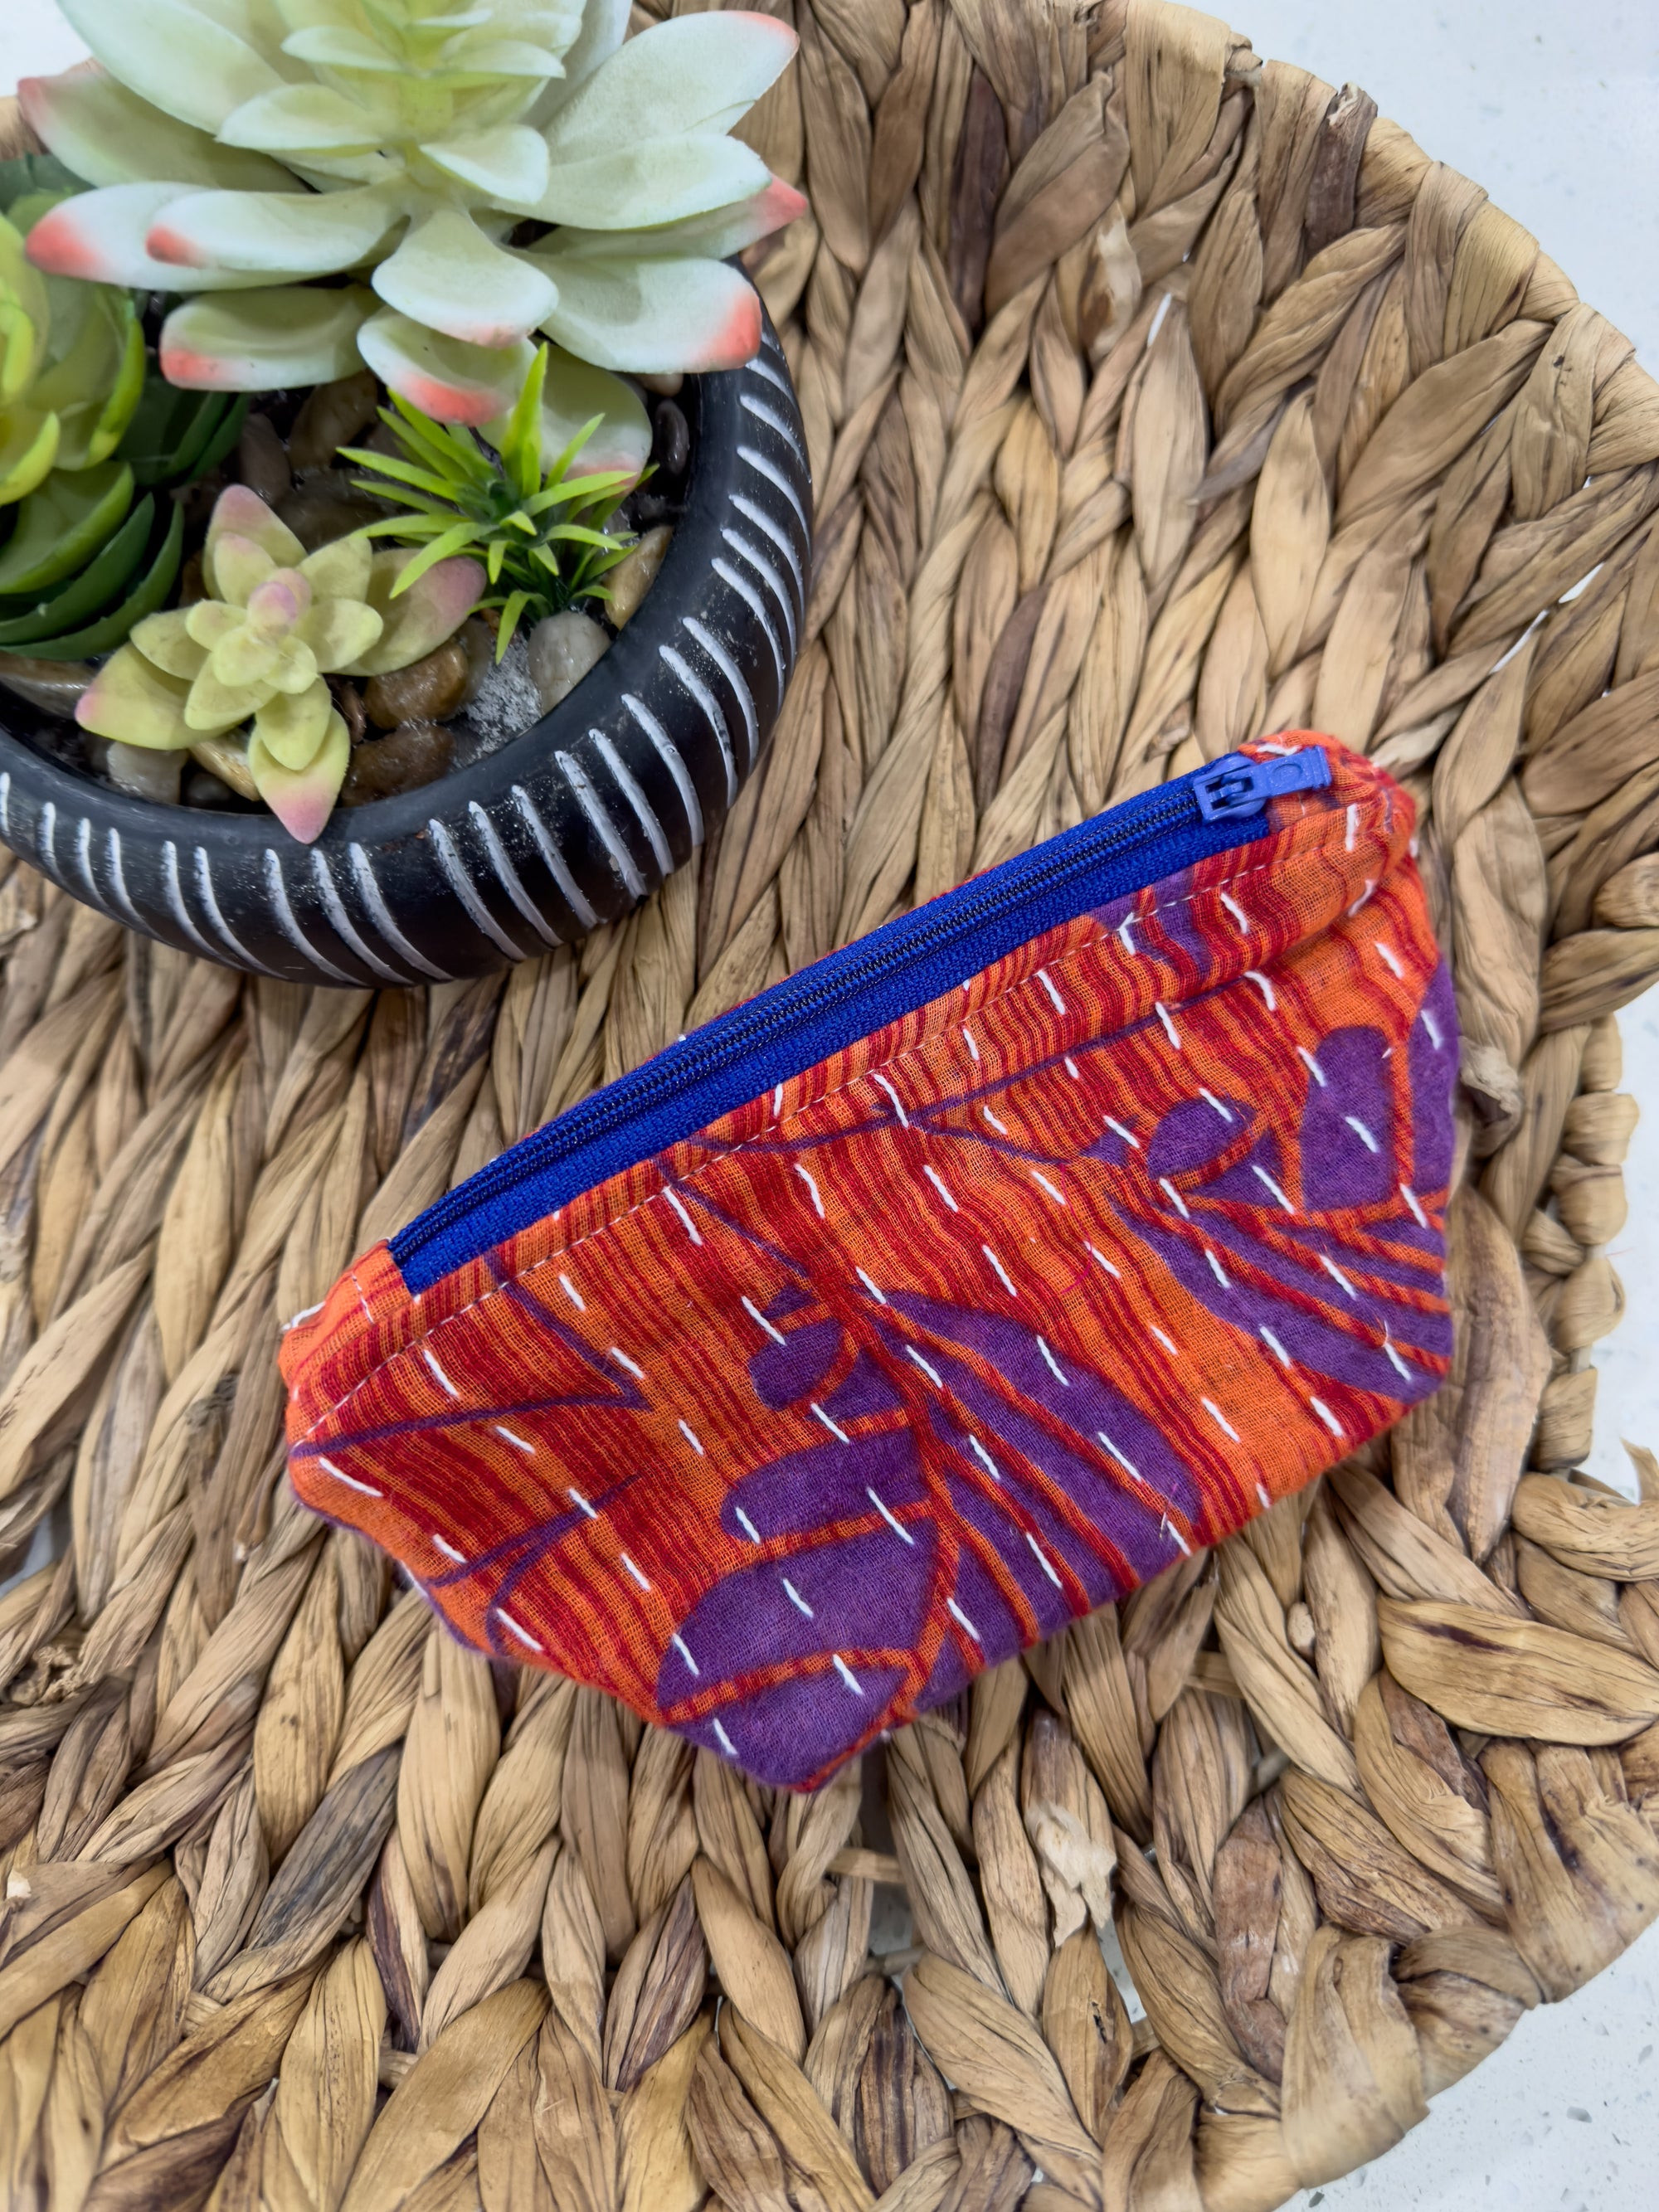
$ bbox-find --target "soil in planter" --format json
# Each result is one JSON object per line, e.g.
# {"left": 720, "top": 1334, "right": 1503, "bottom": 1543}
{"left": 0, "top": 372, "right": 693, "bottom": 817}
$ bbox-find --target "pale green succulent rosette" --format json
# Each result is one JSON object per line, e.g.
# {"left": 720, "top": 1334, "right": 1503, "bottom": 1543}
{"left": 21, "top": 1, "right": 805, "bottom": 456}
{"left": 0, "top": 189, "right": 144, "bottom": 507}
{"left": 75, "top": 484, "right": 483, "bottom": 843}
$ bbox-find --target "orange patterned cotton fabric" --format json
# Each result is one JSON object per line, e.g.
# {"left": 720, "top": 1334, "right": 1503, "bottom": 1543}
{"left": 282, "top": 738, "right": 1453, "bottom": 1789}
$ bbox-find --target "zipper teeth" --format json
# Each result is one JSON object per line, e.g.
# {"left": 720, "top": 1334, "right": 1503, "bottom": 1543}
{"left": 401, "top": 782, "right": 1198, "bottom": 1255}
{"left": 680, "top": 785, "right": 1191, "bottom": 1055}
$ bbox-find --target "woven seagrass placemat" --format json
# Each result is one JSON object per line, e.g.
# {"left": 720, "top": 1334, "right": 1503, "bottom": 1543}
{"left": 3, "top": 3, "right": 1659, "bottom": 2206}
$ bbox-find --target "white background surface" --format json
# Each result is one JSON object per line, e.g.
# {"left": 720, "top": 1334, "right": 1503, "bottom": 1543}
{"left": 2, "top": 3, "right": 1657, "bottom": 2205}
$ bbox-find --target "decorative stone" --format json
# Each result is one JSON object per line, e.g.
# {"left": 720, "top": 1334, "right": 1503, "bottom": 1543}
{"left": 182, "top": 766, "right": 237, "bottom": 809}
{"left": 0, "top": 656, "right": 91, "bottom": 717}
{"left": 652, "top": 400, "right": 690, "bottom": 479}
{"left": 105, "top": 741, "right": 182, "bottom": 804}
{"left": 341, "top": 720, "right": 454, "bottom": 805}
{"left": 178, "top": 469, "right": 225, "bottom": 537}
{"left": 528, "top": 609, "right": 611, "bottom": 713}
{"left": 606, "top": 526, "right": 673, "bottom": 630}
{"left": 330, "top": 676, "right": 367, "bottom": 745}
{"left": 189, "top": 734, "right": 259, "bottom": 801}
{"left": 364, "top": 639, "right": 472, "bottom": 729}
{"left": 638, "top": 372, "right": 684, "bottom": 397}
{"left": 275, "top": 472, "right": 385, "bottom": 552}
{"left": 289, "top": 368, "right": 381, "bottom": 474}
{"left": 236, "top": 413, "right": 290, "bottom": 506}
{"left": 458, "top": 616, "right": 495, "bottom": 707}
{"left": 178, "top": 551, "right": 207, "bottom": 605}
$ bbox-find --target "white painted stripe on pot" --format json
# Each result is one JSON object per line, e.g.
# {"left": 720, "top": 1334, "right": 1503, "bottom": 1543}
{"left": 38, "top": 805, "right": 65, "bottom": 880}
{"left": 74, "top": 816, "right": 109, "bottom": 914}
{"left": 739, "top": 390, "right": 809, "bottom": 468}
{"left": 104, "top": 829, "right": 144, "bottom": 930}
{"left": 308, "top": 848, "right": 406, "bottom": 982}
{"left": 510, "top": 785, "right": 599, "bottom": 931}
{"left": 659, "top": 645, "right": 737, "bottom": 805}
{"left": 622, "top": 693, "right": 704, "bottom": 845}
{"left": 722, "top": 528, "right": 798, "bottom": 659}
{"left": 263, "top": 848, "right": 355, "bottom": 982}
{"left": 713, "top": 557, "right": 786, "bottom": 692}
{"left": 732, "top": 493, "right": 806, "bottom": 608}
{"left": 348, "top": 843, "right": 452, "bottom": 980}
{"left": 196, "top": 846, "right": 273, "bottom": 972}
{"left": 746, "top": 355, "right": 796, "bottom": 405}
{"left": 429, "top": 817, "right": 528, "bottom": 961}
{"left": 683, "top": 616, "right": 759, "bottom": 771}
{"left": 557, "top": 747, "right": 646, "bottom": 899}
{"left": 469, "top": 801, "right": 562, "bottom": 948}
{"left": 161, "top": 839, "right": 220, "bottom": 960}
{"left": 737, "top": 445, "right": 811, "bottom": 546}
{"left": 0, "top": 771, "right": 9, "bottom": 839}
{"left": 590, "top": 731, "right": 674, "bottom": 878}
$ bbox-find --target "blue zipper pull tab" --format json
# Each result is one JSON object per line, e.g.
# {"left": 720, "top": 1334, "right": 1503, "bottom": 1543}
{"left": 1191, "top": 746, "right": 1333, "bottom": 824}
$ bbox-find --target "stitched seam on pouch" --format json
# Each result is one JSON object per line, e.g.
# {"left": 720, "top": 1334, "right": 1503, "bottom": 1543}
{"left": 299, "top": 789, "right": 1406, "bottom": 1444}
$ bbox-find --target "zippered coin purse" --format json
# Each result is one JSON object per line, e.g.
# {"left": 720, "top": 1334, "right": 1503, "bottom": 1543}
{"left": 282, "top": 735, "right": 1456, "bottom": 1789}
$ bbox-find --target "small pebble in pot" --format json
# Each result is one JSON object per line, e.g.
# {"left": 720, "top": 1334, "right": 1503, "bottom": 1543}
{"left": 528, "top": 608, "right": 610, "bottom": 713}
{"left": 236, "top": 412, "right": 290, "bottom": 506}
{"left": 362, "top": 417, "right": 406, "bottom": 460}
{"left": 342, "top": 719, "right": 454, "bottom": 804}
{"left": 651, "top": 400, "right": 689, "bottom": 479}
{"left": 330, "top": 675, "right": 367, "bottom": 745}
{"left": 606, "top": 525, "right": 673, "bottom": 630}
{"left": 638, "top": 372, "right": 684, "bottom": 398}
{"left": 188, "top": 734, "right": 260, "bottom": 800}
{"left": 0, "top": 655, "right": 92, "bottom": 716}
{"left": 178, "top": 551, "right": 207, "bottom": 605}
{"left": 458, "top": 615, "right": 495, "bottom": 707}
{"left": 276, "top": 472, "right": 384, "bottom": 552}
{"left": 364, "top": 639, "right": 470, "bottom": 729}
{"left": 105, "top": 741, "right": 182, "bottom": 805}
{"left": 289, "top": 367, "right": 380, "bottom": 474}
{"left": 178, "top": 468, "right": 225, "bottom": 537}
{"left": 182, "top": 766, "right": 238, "bottom": 809}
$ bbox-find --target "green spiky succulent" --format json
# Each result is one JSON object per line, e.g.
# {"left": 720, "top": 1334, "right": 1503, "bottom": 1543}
{"left": 343, "top": 343, "right": 640, "bottom": 659}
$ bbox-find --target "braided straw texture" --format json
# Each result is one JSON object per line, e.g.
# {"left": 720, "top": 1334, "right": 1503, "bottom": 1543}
{"left": 3, "top": 3, "right": 1659, "bottom": 2205}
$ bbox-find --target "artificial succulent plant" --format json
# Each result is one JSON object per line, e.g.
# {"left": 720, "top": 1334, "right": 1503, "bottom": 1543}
{"left": 76, "top": 484, "right": 482, "bottom": 840}
{"left": 22, "top": 0, "right": 803, "bottom": 464}
{"left": 0, "top": 157, "right": 249, "bottom": 662}
{"left": 343, "top": 341, "right": 638, "bottom": 659}
{"left": 1, "top": 163, "right": 143, "bottom": 506}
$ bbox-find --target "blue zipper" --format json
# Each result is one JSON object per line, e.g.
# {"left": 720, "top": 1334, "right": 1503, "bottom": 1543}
{"left": 392, "top": 746, "right": 1332, "bottom": 1290}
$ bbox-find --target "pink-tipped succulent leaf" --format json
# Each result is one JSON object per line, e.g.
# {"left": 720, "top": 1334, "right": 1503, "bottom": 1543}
{"left": 250, "top": 711, "right": 351, "bottom": 844}
{"left": 348, "top": 550, "right": 487, "bottom": 678}
{"left": 24, "top": 3, "right": 800, "bottom": 411}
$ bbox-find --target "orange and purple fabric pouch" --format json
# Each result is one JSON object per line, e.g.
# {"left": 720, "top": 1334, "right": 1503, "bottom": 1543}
{"left": 281, "top": 735, "right": 1454, "bottom": 1789}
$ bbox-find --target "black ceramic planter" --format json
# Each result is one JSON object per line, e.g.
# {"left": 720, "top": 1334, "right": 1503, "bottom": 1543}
{"left": 0, "top": 314, "right": 811, "bottom": 987}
